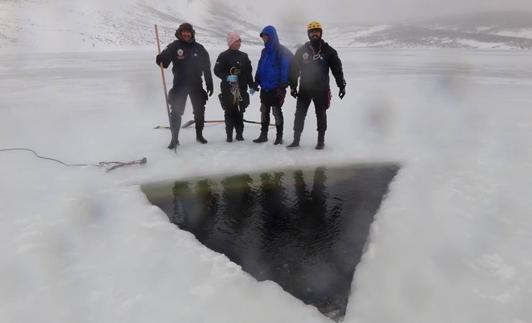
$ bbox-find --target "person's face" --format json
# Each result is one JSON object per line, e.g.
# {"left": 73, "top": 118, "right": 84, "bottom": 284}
{"left": 261, "top": 34, "right": 270, "bottom": 45}
{"left": 230, "top": 39, "right": 241, "bottom": 50}
{"left": 308, "top": 29, "right": 321, "bottom": 41}
{"left": 181, "top": 30, "right": 192, "bottom": 42}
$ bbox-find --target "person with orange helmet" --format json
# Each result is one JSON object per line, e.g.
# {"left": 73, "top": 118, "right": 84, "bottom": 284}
{"left": 287, "top": 21, "right": 346, "bottom": 150}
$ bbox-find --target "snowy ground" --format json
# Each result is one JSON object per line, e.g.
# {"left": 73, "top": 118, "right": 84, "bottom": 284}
{"left": 1, "top": 48, "right": 532, "bottom": 323}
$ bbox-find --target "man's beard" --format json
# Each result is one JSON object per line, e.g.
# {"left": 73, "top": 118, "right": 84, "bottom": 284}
{"left": 310, "top": 35, "right": 321, "bottom": 46}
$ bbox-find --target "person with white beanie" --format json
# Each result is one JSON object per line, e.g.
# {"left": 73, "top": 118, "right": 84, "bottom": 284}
{"left": 214, "top": 32, "right": 257, "bottom": 142}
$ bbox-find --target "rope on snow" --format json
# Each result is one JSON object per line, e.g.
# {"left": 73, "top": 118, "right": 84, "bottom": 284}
{"left": 0, "top": 148, "right": 147, "bottom": 172}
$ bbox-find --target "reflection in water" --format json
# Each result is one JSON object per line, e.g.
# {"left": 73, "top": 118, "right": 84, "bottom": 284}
{"left": 142, "top": 164, "right": 399, "bottom": 321}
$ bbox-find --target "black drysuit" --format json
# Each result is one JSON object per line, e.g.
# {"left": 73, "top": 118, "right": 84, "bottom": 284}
{"left": 156, "top": 37, "right": 213, "bottom": 144}
{"left": 289, "top": 40, "right": 345, "bottom": 139}
{"left": 214, "top": 49, "right": 254, "bottom": 139}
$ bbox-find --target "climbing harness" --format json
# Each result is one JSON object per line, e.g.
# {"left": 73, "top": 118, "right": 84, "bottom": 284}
{"left": 229, "top": 66, "right": 243, "bottom": 105}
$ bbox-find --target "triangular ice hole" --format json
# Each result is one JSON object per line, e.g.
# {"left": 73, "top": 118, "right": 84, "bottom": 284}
{"left": 142, "top": 163, "right": 399, "bottom": 321}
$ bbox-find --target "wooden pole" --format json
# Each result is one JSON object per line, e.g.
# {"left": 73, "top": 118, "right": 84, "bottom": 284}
{"left": 154, "top": 24, "right": 176, "bottom": 152}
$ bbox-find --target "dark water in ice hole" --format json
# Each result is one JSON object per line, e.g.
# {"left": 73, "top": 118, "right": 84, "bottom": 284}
{"left": 141, "top": 163, "right": 399, "bottom": 321}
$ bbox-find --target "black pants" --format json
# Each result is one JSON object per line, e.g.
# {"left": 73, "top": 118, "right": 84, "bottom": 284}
{"left": 260, "top": 88, "right": 286, "bottom": 134}
{"left": 293, "top": 89, "right": 331, "bottom": 134}
{"left": 219, "top": 91, "right": 250, "bottom": 137}
{"left": 168, "top": 86, "right": 208, "bottom": 141}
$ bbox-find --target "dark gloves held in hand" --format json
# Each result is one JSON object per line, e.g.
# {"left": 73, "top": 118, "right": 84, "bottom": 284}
{"left": 207, "top": 87, "right": 214, "bottom": 97}
{"left": 339, "top": 87, "right": 346, "bottom": 99}
{"left": 290, "top": 88, "right": 298, "bottom": 98}
{"left": 156, "top": 55, "right": 164, "bottom": 67}
{"left": 156, "top": 55, "right": 170, "bottom": 68}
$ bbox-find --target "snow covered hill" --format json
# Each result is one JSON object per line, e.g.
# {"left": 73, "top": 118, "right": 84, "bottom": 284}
{"left": 327, "top": 12, "right": 532, "bottom": 49}
{"left": 333, "top": 25, "right": 532, "bottom": 49}
{"left": 0, "top": 0, "right": 268, "bottom": 51}
{"left": 1, "top": 1, "right": 532, "bottom": 51}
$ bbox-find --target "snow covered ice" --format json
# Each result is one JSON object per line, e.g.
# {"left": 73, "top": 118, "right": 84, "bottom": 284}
{"left": 2, "top": 1, "right": 532, "bottom": 320}
{"left": 2, "top": 47, "right": 532, "bottom": 323}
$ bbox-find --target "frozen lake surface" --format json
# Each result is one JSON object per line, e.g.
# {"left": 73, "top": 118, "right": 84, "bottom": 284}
{"left": 1, "top": 48, "right": 531, "bottom": 323}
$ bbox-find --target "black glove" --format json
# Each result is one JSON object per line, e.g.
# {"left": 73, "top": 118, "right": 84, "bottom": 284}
{"left": 207, "top": 87, "right": 214, "bottom": 97}
{"left": 339, "top": 87, "right": 346, "bottom": 99}
{"left": 155, "top": 55, "right": 163, "bottom": 66}
{"left": 290, "top": 88, "right": 298, "bottom": 98}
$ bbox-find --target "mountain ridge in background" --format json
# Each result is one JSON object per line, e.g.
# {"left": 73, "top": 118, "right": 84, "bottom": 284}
{"left": 1, "top": 0, "right": 532, "bottom": 51}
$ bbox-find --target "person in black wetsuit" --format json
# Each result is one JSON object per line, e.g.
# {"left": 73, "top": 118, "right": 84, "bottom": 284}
{"left": 214, "top": 32, "right": 257, "bottom": 142}
{"left": 156, "top": 22, "right": 214, "bottom": 149}
{"left": 288, "top": 21, "right": 346, "bottom": 150}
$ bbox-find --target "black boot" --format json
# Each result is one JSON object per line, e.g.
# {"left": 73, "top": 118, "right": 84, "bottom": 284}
{"left": 167, "top": 138, "right": 179, "bottom": 150}
{"left": 168, "top": 113, "right": 181, "bottom": 149}
{"left": 235, "top": 121, "right": 244, "bottom": 141}
{"left": 196, "top": 128, "right": 208, "bottom": 144}
{"left": 274, "top": 135, "right": 283, "bottom": 145}
{"left": 196, "top": 135, "right": 208, "bottom": 144}
{"left": 287, "top": 131, "right": 301, "bottom": 149}
{"left": 253, "top": 131, "right": 268, "bottom": 143}
{"left": 315, "top": 132, "right": 325, "bottom": 150}
{"left": 226, "top": 126, "right": 233, "bottom": 142}
{"left": 274, "top": 125, "right": 283, "bottom": 145}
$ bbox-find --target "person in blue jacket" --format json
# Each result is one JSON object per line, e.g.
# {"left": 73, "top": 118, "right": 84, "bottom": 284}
{"left": 253, "top": 25, "right": 293, "bottom": 145}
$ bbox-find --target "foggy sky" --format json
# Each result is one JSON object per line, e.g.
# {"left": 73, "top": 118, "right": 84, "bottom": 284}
{"left": 244, "top": 0, "right": 532, "bottom": 24}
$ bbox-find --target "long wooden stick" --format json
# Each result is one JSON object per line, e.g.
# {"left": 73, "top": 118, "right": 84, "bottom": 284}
{"left": 180, "top": 119, "right": 274, "bottom": 129}
{"left": 153, "top": 119, "right": 274, "bottom": 130}
{"left": 154, "top": 24, "right": 176, "bottom": 151}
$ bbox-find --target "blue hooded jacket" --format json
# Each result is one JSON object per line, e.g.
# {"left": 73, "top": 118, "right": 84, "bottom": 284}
{"left": 255, "top": 25, "right": 293, "bottom": 91}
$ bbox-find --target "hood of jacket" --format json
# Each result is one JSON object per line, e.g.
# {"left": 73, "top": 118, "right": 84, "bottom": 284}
{"left": 260, "top": 25, "right": 280, "bottom": 51}
{"left": 175, "top": 23, "right": 196, "bottom": 43}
